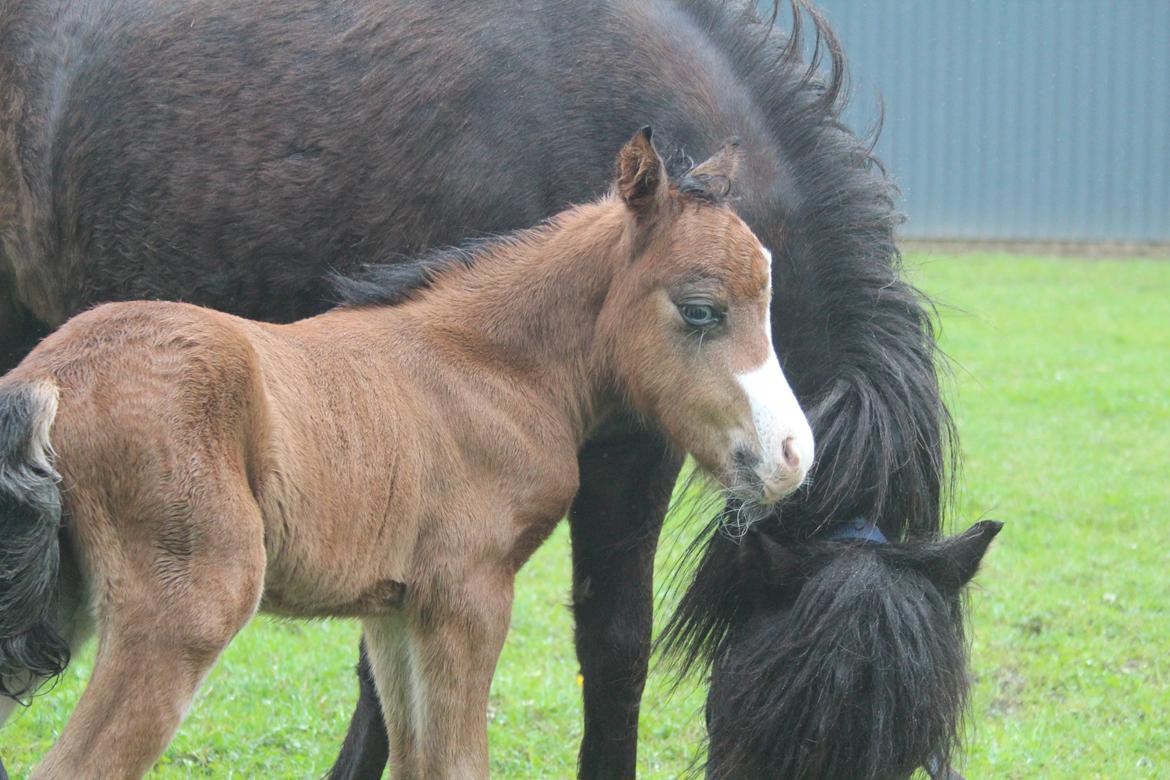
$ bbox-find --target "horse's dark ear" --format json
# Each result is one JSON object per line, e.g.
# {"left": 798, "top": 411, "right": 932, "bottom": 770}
{"left": 738, "top": 528, "right": 801, "bottom": 592}
{"left": 687, "top": 137, "right": 743, "bottom": 198}
{"left": 616, "top": 126, "right": 666, "bottom": 214}
{"left": 921, "top": 520, "right": 1003, "bottom": 592}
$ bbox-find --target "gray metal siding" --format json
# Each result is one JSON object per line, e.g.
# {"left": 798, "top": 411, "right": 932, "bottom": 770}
{"left": 808, "top": 1, "right": 1170, "bottom": 242}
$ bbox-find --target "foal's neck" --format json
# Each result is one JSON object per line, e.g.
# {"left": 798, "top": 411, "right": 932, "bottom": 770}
{"left": 403, "top": 199, "right": 629, "bottom": 439}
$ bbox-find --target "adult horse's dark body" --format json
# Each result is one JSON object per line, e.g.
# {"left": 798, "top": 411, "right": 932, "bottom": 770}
{"left": 0, "top": 1, "right": 953, "bottom": 777}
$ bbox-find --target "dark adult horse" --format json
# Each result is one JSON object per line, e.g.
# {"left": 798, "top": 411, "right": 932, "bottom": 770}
{"left": 1, "top": 1, "right": 961, "bottom": 777}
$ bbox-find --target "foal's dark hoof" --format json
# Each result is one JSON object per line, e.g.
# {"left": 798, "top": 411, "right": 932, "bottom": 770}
{"left": 0, "top": 756, "right": 9, "bottom": 780}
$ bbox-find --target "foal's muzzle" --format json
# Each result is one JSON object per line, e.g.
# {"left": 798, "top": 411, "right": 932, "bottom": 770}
{"left": 731, "top": 443, "right": 808, "bottom": 506}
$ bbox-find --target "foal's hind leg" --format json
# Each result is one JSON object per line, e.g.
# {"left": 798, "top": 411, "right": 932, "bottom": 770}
{"left": 33, "top": 488, "right": 265, "bottom": 779}
{"left": 363, "top": 569, "right": 514, "bottom": 779}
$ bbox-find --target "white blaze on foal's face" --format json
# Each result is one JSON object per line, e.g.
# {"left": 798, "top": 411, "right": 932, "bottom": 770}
{"left": 732, "top": 245, "right": 814, "bottom": 503}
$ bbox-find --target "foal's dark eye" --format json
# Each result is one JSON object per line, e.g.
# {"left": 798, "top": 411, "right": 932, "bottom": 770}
{"left": 679, "top": 302, "right": 724, "bottom": 329}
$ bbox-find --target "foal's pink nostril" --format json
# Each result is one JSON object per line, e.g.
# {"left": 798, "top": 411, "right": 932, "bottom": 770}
{"left": 782, "top": 436, "right": 801, "bottom": 470}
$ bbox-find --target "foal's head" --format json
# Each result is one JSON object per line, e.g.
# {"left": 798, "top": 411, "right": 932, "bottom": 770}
{"left": 598, "top": 128, "right": 813, "bottom": 506}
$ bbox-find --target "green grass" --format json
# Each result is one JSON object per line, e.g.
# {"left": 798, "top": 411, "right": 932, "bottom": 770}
{"left": 4, "top": 253, "right": 1169, "bottom": 778}
{"left": 917, "top": 253, "right": 1170, "bottom": 779}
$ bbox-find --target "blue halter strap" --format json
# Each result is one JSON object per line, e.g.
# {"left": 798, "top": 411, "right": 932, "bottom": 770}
{"left": 824, "top": 514, "right": 889, "bottom": 544}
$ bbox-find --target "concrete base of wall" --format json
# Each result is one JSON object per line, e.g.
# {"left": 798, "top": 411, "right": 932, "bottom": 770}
{"left": 899, "top": 239, "right": 1170, "bottom": 260}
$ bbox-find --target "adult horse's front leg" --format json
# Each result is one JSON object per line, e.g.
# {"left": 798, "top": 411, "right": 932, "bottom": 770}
{"left": 570, "top": 422, "right": 683, "bottom": 779}
{"left": 327, "top": 637, "right": 390, "bottom": 780}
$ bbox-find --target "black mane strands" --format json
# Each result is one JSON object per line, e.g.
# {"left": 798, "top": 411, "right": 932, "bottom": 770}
{"left": 708, "top": 549, "right": 965, "bottom": 780}
{"left": 330, "top": 160, "right": 743, "bottom": 311}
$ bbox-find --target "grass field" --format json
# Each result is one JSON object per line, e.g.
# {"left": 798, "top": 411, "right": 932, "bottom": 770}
{"left": 4, "top": 253, "right": 1169, "bottom": 778}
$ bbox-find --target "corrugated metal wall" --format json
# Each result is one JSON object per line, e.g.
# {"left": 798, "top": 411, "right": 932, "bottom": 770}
{"left": 808, "top": 1, "right": 1170, "bottom": 242}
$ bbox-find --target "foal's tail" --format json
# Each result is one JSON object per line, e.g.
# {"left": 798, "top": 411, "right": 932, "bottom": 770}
{"left": 0, "top": 380, "right": 69, "bottom": 700}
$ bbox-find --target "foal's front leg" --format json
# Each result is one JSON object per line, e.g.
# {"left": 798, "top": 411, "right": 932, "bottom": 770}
{"left": 331, "top": 423, "right": 680, "bottom": 780}
{"left": 363, "top": 571, "right": 514, "bottom": 780}
{"left": 359, "top": 613, "right": 422, "bottom": 778}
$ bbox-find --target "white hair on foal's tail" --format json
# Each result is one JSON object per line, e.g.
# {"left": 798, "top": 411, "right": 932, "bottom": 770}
{"left": 23, "top": 382, "right": 59, "bottom": 470}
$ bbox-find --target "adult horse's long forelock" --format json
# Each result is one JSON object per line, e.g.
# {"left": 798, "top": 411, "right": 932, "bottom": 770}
{"left": 706, "top": 546, "right": 969, "bottom": 780}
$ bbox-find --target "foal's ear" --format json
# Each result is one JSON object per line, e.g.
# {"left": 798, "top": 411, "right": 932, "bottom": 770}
{"left": 921, "top": 520, "right": 1004, "bottom": 592}
{"left": 616, "top": 126, "right": 667, "bottom": 214}
{"left": 686, "top": 137, "right": 744, "bottom": 199}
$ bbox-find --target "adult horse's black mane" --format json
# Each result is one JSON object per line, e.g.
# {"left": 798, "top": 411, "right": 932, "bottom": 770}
{"left": 657, "top": 0, "right": 953, "bottom": 617}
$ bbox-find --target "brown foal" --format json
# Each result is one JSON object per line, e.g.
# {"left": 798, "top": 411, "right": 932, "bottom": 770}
{"left": 0, "top": 130, "right": 813, "bottom": 778}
